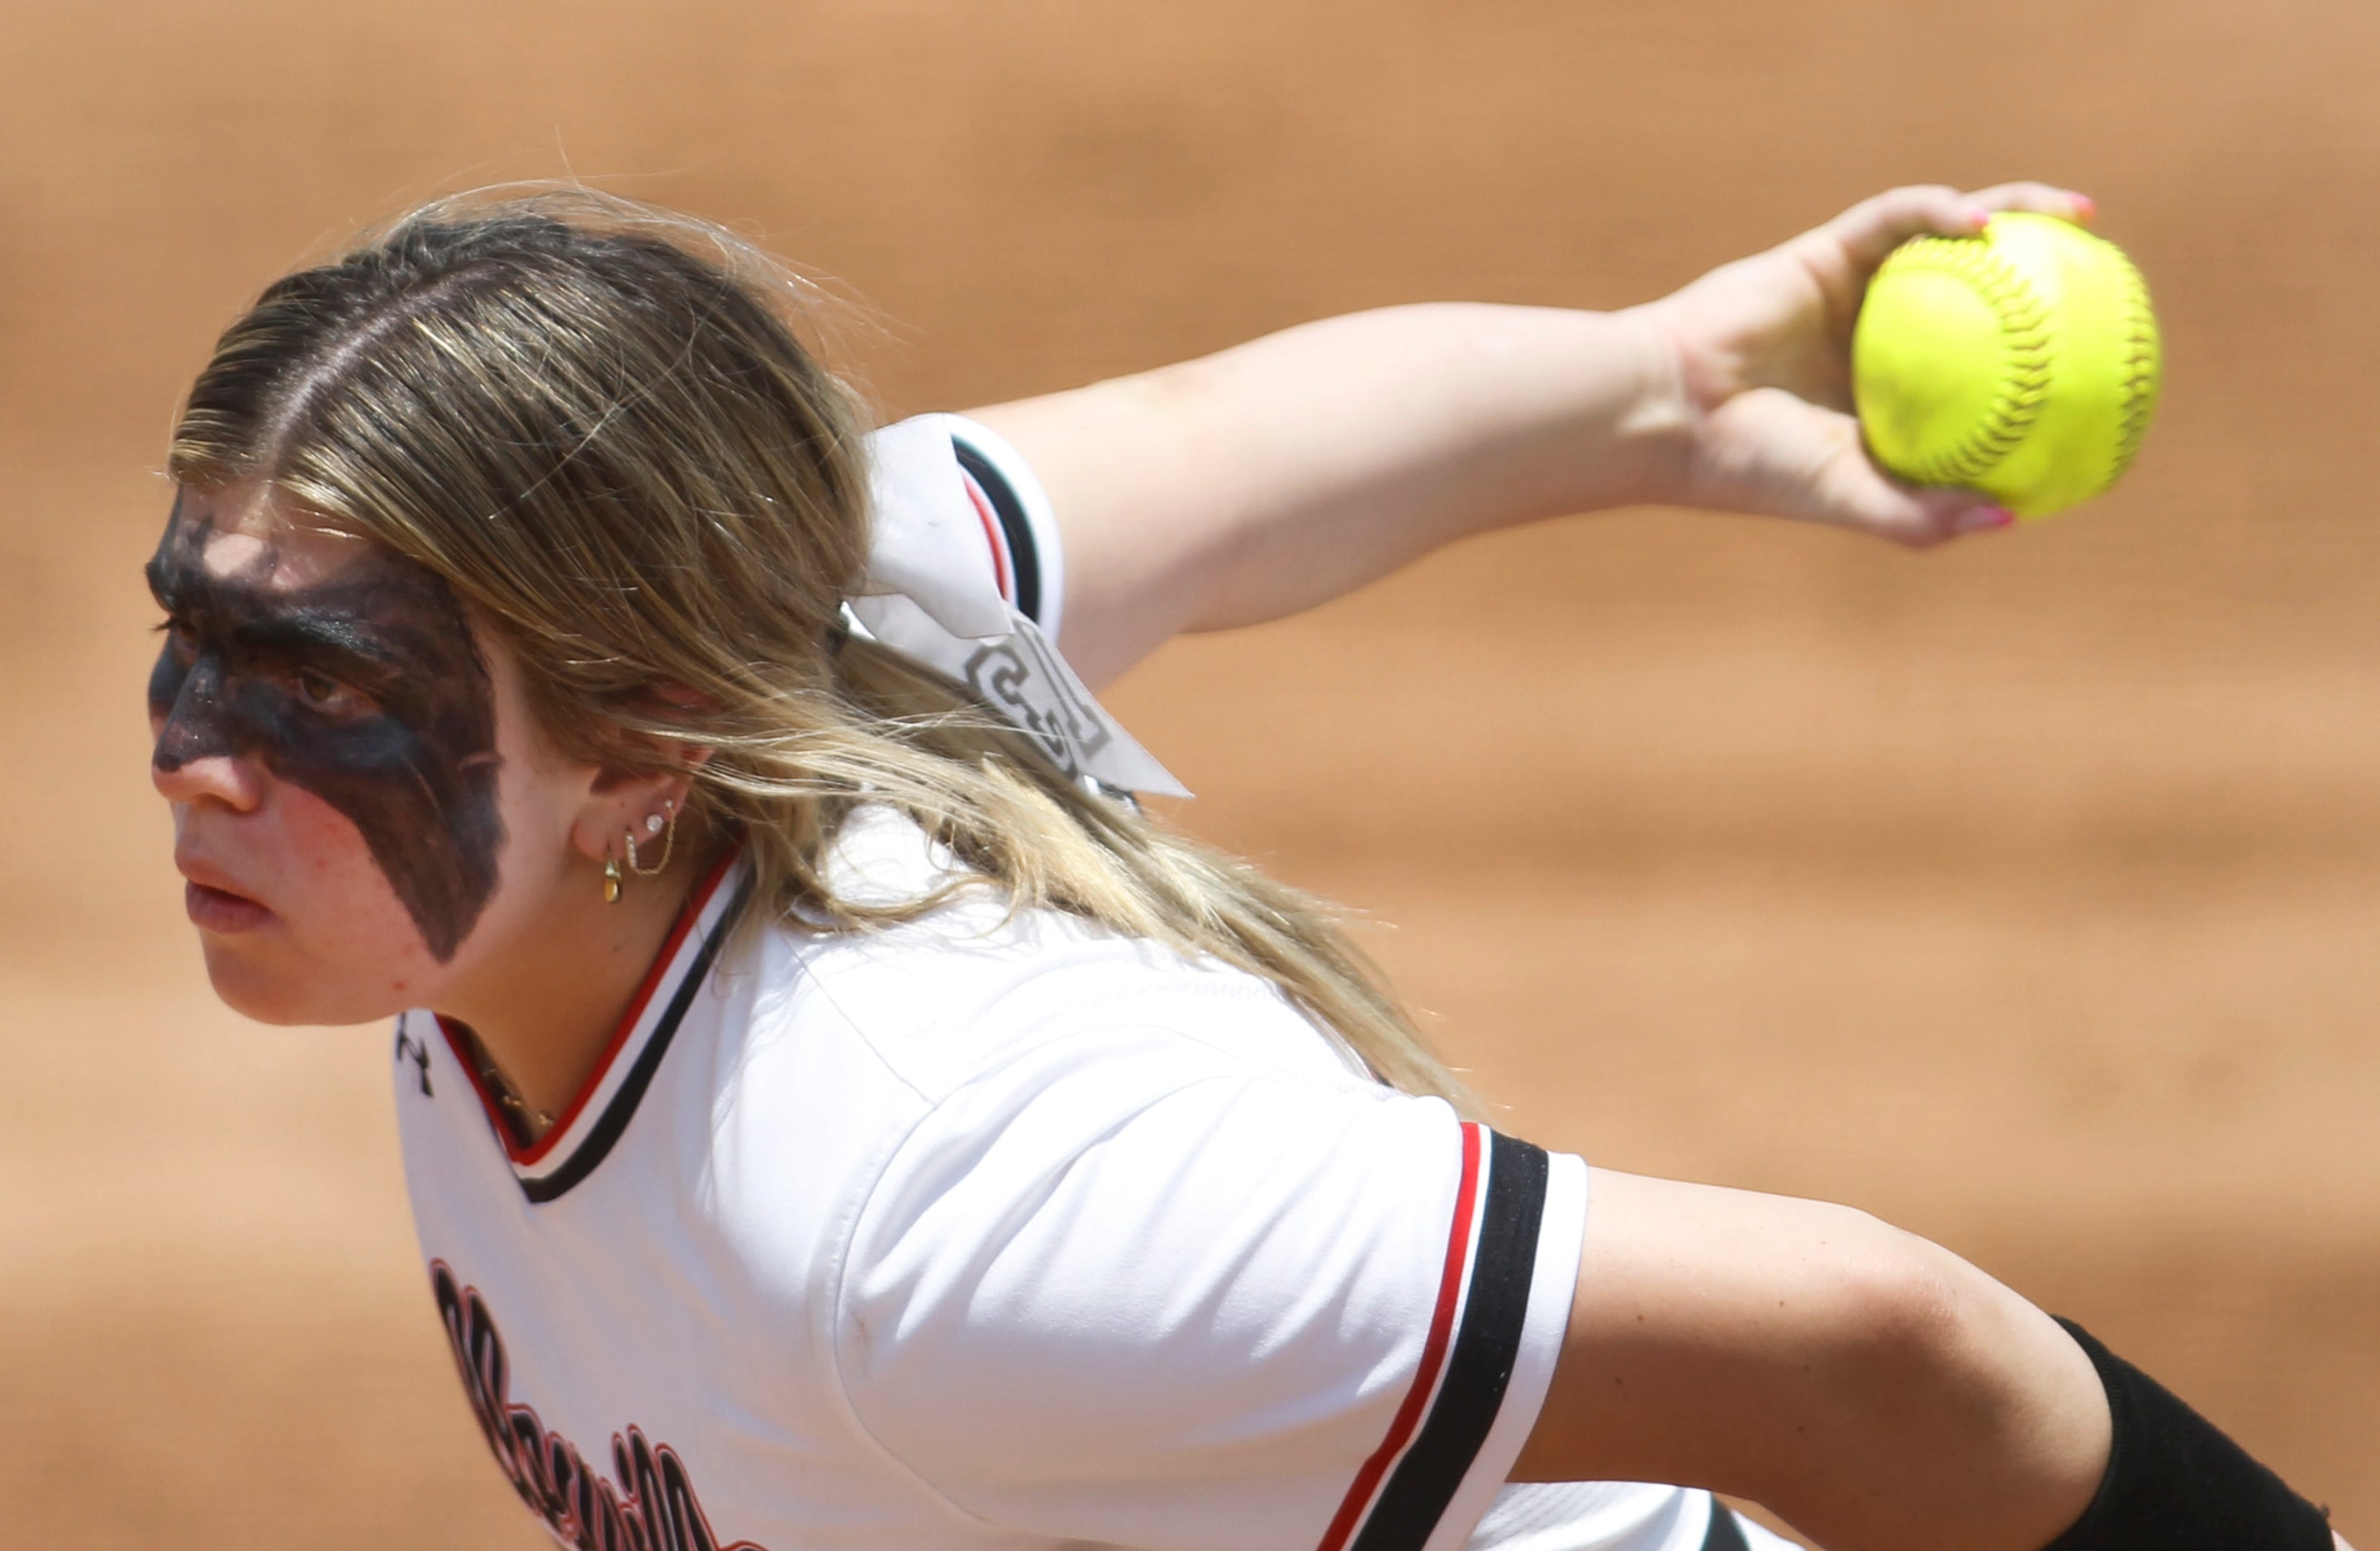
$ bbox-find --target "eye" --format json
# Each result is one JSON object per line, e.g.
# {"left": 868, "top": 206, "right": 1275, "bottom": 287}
{"left": 158, "top": 617, "right": 200, "bottom": 661}
{"left": 293, "top": 667, "right": 363, "bottom": 714}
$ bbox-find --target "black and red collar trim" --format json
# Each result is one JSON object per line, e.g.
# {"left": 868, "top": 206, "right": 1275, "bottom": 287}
{"left": 443, "top": 853, "right": 748, "bottom": 1204}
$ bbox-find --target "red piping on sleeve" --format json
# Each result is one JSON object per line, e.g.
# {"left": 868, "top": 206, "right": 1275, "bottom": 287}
{"left": 1313, "top": 1121, "right": 1485, "bottom": 1551}
{"left": 959, "top": 472, "right": 1013, "bottom": 605}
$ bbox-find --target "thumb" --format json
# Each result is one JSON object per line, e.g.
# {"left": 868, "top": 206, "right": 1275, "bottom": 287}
{"left": 1817, "top": 443, "right": 2017, "bottom": 548}
{"left": 1893, "top": 484, "right": 2018, "bottom": 548}
{"left": 1692, "top": 388, "right": 2019, "bottom": 547}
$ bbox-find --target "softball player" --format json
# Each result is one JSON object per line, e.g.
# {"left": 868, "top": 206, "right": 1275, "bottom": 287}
{"left": 149, "top": 186, "right": 2347, "bottom": 1551}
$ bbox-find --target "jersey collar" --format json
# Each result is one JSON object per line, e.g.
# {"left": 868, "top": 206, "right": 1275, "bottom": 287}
{"left": 442, "top": 851, "right": 749, "bottom": 1203}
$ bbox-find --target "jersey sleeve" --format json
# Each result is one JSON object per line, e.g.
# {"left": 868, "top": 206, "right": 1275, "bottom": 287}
{"left": 829, "top": 1035, "right": 1588, "bottom": 1551}
{"left": 863, "top": 412, "right": 1066, "bottom": 642}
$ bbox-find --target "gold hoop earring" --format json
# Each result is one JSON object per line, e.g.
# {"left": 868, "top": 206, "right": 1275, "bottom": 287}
{"left": 625, "top": 799, "right": 678, "bottom": 879}
{"left": 602, "top": 854, "right": 624, "bottom": 904}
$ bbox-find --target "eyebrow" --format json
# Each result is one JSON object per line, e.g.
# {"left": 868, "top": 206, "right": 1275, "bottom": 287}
{"left": 221, "top": 606, "right": 410, "bottom": 670}
{"left": 150, "top": 559, "right": 413, "bottom": 668}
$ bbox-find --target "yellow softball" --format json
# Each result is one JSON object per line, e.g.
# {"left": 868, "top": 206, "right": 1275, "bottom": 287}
{"left": 1852, "top": 211, "right": 2161, "bottom": 519}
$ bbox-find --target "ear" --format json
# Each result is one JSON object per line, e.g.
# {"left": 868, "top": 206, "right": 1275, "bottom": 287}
{"left": 567, "top": 740, "right": 715, "bottom": 867}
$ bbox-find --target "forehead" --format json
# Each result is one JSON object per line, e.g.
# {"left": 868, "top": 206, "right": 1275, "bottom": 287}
{"left": 165, "top": 482, "right": 384, "bottom": 591}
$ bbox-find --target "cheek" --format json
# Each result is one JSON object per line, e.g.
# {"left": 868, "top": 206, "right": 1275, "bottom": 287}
{"left": 275, "top": 785, "right": 449, "bottom": 969}
{"left": 212, "top": 786, "right": 449, "bottom": 1018}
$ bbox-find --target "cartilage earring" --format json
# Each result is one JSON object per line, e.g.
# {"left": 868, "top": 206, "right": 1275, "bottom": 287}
{"left": 626, "top": 799, "right": 679, "bottom": 879}
{"left": 602, "top": 854, "right": 624, "bottom": 904}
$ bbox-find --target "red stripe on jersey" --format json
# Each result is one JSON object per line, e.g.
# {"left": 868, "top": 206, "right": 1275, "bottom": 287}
{"left": 1314, "top": 1121, "right": 1485, "bottom": 1551}
{"left": 959, "top": 471, "right": 1013, "bottom": 604}
{"left": 440, "top": 850, "right": 738, "bottom": 1167}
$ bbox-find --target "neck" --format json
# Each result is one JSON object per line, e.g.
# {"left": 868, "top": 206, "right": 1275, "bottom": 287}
{"left": 436, "top": 838, "right": 722, "bottom": 1131}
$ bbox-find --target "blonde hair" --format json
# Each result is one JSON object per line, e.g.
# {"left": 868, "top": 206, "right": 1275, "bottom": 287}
{"left": 168, "top": 189, "right": 1474, "bottom": 1112}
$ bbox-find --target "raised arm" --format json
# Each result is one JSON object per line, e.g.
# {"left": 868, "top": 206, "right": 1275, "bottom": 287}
{"left": 968, "top": 183, "right": 2090, "bottom": 687}
{"left": 1518, "top": 1170, "right": 2345, "bottom": 1550}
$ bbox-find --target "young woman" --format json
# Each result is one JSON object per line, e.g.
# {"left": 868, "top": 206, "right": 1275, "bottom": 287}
{"left": 149, "top": 183, "right": 2346, "bottom": 1551}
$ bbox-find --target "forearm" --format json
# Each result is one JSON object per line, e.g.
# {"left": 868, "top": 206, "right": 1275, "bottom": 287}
{"left": 968, "top": 302, "right": 1689, "bottom": 685}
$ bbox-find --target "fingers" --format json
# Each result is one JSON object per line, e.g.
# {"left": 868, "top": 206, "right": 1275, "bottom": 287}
{"left": 1824, "top": 185, "right": 1988, "bottom": 273}
{"left": 1820, "top": 182, "right": 2097, "bottom": 273}
{"left": 1964, "top": 181, "right": 2095, "bottom": 224}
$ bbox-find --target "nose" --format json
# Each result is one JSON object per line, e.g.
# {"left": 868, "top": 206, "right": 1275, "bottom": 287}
{"left": 150, "top": 652, "right": 264, "bottom": 811}
{"left": 151, "top": 746, "right": 265, "bottom": 810}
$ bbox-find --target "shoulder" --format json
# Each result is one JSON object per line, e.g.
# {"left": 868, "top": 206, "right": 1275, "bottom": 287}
{"left": 753, "top": 808, "right": 1366, "bottom": 1107}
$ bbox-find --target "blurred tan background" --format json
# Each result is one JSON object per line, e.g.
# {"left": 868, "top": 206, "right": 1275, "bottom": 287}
{"left": 2, "top": 0, "right": 2375, "bottom": 1541}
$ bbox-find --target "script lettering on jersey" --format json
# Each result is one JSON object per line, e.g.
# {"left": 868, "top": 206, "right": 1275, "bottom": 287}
{"left": 146, "top": 500, "right": 506, "bottom": 960}
{"left": 432, "top": 1261, "right": 769, "bottom": 1551}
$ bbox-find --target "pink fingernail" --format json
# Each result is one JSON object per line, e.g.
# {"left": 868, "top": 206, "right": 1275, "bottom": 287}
{"left": 1954, "top": 506, "right": 2017, "bottom": 534}
{"left": 1968, "top": 206, "right": 1993, "bottom": 230}
{"left": 2073, "top": 193, "right": 2097, "bottom": 221}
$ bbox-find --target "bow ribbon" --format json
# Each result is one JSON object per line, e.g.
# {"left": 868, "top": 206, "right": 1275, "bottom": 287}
{"left": 848, "top": 419, "right": 1189, "bottom": 799}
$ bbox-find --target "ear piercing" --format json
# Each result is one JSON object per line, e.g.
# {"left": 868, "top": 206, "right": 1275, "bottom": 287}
{"left": 625, "top": 799, "right": 678, "bottom": 880}
{"left": 601, "top": 799, "right": 681, "bottom": 904}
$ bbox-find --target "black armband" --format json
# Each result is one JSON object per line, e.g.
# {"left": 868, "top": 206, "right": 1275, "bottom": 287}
{"left": 2041, "top": 1317, "right": 2330, "bottom": 1551}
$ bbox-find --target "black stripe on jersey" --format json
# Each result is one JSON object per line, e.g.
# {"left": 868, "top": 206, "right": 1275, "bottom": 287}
{"left": 1352, "top": 1132, "right": 1549, "bottom": 1551}
{"left": 951, "top": 436, "right": 1043, "bottom": 626}
{"left": 521, "top": 871, "right": 755, "bottom": 1205}
{"left": 1703, "top": 1506, "right": 1753, "bottom": 1551}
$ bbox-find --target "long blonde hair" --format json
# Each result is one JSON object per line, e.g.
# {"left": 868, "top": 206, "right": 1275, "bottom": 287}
{"left": 168, "top": 189, "right": 1473, "bottom": 1112}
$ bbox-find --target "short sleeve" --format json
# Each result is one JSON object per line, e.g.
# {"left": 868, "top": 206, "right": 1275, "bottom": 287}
{"left": 831, "top": 1032, "right": 1588, "bottom": 1551}
{"left": 863, "top": 412, "right": 1066, "bottom": 642}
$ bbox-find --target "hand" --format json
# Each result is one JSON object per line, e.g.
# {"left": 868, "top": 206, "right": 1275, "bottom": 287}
{"left": 1632, "top": 183, "right": 2094, "bottom": 548}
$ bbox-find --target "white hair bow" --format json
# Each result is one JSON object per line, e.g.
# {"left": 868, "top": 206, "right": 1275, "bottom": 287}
{"left": 847, "top": 418, "right": 1189, "bottom": 799}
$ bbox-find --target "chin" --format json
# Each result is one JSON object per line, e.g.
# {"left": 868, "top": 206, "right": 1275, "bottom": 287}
{"left": 198, "top": 936, "right": 416, "bottom": 1027}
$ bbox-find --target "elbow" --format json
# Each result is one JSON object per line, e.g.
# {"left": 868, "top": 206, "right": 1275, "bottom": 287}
{"left": 1767, "top": 1215, "right": 2112, "bottom": 1544}
{"left": 1713, "top": 1212, "right": 2008, "bottom": 1513}
{"left": 1813, "top": 1210, "right": 1980, "bottom": 1394}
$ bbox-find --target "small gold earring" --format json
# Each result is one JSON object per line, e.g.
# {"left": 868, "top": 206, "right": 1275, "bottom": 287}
{"left": 602, "top": 855, "right": 623, "bottom": 904}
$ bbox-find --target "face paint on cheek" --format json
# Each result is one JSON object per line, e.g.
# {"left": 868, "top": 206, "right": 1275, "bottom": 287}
{"left": 148, "top": 510, "right": 510, "bottom": 962}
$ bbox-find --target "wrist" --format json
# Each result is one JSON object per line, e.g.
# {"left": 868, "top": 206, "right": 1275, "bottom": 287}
{"left": 1603, "top": 301, "right": 1700, "bottom": 510}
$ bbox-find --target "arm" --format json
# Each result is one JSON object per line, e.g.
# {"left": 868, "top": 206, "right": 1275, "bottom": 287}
{"left": 1515, "top": 1170, "right": 2347, "bottom": 1551}
{"left": 1518, "top": 1170, "right": 2105, "bottom": 1549}
{"left": 968, "top": 183, "right": 2090, "bottom": 688}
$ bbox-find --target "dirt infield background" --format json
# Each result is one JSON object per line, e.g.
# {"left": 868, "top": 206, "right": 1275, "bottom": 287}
{"left": 3, "top": 1, "right": 2375, "bottom": 1541}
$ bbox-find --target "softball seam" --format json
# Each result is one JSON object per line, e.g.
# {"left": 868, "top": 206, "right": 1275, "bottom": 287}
{"left": 1874, "top": 236, "right": 2052, "bottom": 486}
{"left": 2105, "top": 249, "right": 2160, "bottom": 491}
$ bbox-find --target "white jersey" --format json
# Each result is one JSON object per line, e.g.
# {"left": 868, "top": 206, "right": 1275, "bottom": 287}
{"left": 390, "top": 418, "right": 1780, "bottom": 1551}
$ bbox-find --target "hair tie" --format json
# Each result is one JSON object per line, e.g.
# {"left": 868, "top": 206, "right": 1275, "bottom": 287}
{"left": 848, "top": 420, "right": 1186, "bottom": 799}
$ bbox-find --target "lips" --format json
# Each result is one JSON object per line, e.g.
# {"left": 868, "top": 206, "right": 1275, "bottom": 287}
{"left": 176, "top": 854, "right": 276, "bottom": 933}
{"left": 185, "top": 880, "right": 273, "bottom": 933}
